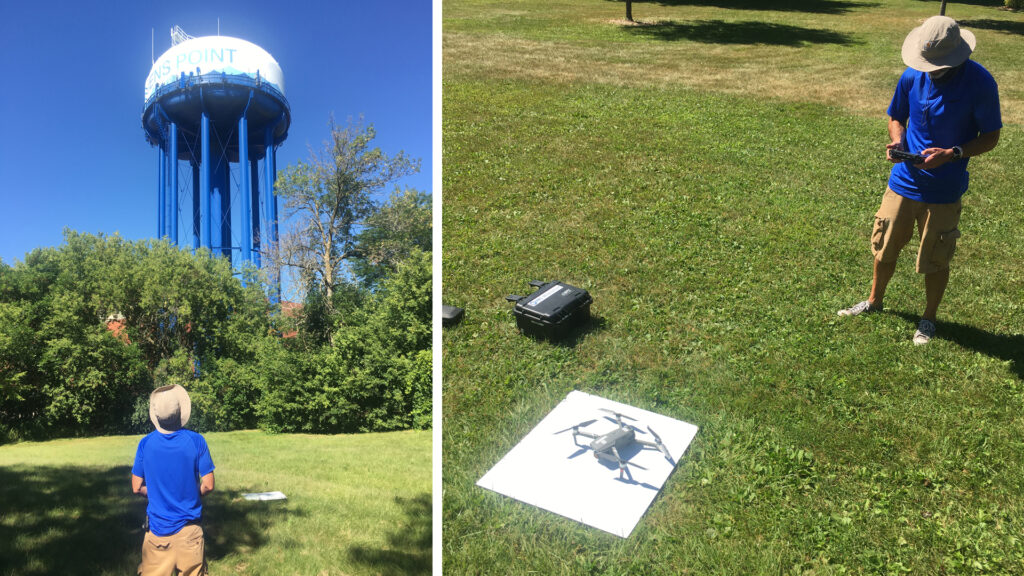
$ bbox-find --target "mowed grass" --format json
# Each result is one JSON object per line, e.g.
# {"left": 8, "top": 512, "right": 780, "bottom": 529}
{"left": 442, "top": 0, "right": 1024, "bottom": 574}
{"left": 444, "top": 0, "right": 1024, "bottom": 124}
{"left": 0, "top": 430, "right": 431, "bottom": 576}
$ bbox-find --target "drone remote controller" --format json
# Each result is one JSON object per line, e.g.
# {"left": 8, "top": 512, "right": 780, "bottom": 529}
{"left": 889, "top": 149, "right": 926, "bottom": 164}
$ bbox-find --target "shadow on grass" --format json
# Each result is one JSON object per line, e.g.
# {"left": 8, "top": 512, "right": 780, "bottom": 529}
{"left": 959, "top": 18, "right": 1024, "bottom": 36}
{"left": 203, "top": 489, "right": 298, "bottom": 561}
{"left": 622, "top": 19, "right": 856, "bottom": 45}
{"left": 523, "top": 315, "right": 608, "bottom": 348}
{"left": 608, "top": 0, "right": 875, "bottom": 15}
{"left": 349, "top": 493, "right": 431, "bottom": 576}
{"left": 892, "top": 311, "right": 1024, "bottom": 379}
{"left": 916, "top": 0, "right": 1006, "bottom": 8}
{"left": 0, "top": 464, "right": 291, "bottom": 575}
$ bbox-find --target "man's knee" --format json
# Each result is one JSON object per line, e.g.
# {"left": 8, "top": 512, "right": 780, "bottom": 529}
{"left": 872, "top": 216, "right": 912, "bottom": 263}
{"left": 917, "top": 227, "right": 960, "bottom": 274}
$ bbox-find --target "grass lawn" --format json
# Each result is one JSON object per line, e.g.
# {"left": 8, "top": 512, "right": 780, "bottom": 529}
{"left": 0, "top": 430, "right": 431, "bottom": 576}
{"left": 442, "top": 0, "right": 1024, "bottom": 574}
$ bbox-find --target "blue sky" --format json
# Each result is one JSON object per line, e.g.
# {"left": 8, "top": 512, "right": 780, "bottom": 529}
{"left": 0, "top": 0, "right": 433, "bottom": 267}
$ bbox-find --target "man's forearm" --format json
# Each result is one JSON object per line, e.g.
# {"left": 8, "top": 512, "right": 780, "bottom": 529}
{"left": 200, "top": 472, "right": 215, "bottom": 496}
{"left": 916, "top": 129, "right": 1000, "bottom": 170}
{"left": 131, "top": 474, "right": 147, "bottom": 497}
{"left": 889, "top": 118, "right": 907, "bottom": 146}
{"left": 961, "top": 129, "right": 1000, "bottom": 158}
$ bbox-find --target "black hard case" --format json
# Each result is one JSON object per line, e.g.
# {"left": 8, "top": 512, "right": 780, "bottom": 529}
{"left": 506, "top": 280, "right": 592, "bottom": 339}
{"left": 441, "top": 304, "right": 465, "bottom": 327}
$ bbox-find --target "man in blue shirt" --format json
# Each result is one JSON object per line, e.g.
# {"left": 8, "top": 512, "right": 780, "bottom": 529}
{"left": 132, "top": 384, "right": 215, "bottom": 576}
{"left": 839, "top": 16, "right": 1001, "bottom": 345}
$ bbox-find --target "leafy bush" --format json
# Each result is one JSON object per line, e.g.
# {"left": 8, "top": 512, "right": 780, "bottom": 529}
{"left": 1, "top": 225, "right": 430, "bottom": 441}
{"left": 257, "top": 250, "right": 432, "bottom": 433}
{"left": 189, "top": 357, "right": 264, "bottom": 432}
{"left": 0, "top": 232, "right": 271, "bottom": 441}
{"left": 1007, "top": 0, "right": 1022, "bottom": 10}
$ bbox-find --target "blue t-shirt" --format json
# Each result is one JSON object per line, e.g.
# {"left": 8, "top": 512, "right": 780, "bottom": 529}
{"left": 887, "top": 60, "right": 1001, "bottom": 204}
{"left": 132, "top": 429, "right": 215, "bottom": 536}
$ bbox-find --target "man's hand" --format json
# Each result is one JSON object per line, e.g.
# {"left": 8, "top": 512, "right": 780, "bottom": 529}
{"left": 886, "top": 140, "right": 906, "bottom": 164}
{"left": 887, "top": 117, "right": 907, "bottom": 163}
{"left": 916, "top": 147, "right": 955, "bottom": 170}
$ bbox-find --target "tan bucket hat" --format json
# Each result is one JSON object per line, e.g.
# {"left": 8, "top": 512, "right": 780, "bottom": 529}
{"left": 902, "top": 16, "right": 976, "bottom": 72}
{"left": 149, "top": 384, "right": 192, "bottom": 434}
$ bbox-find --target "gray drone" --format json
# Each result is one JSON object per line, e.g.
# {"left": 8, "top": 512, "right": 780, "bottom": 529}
{"left": 555, "top": 408, "right": 672, "bottom": 478}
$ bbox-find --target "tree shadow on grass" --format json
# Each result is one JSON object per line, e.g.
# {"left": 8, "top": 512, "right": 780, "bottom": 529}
{"left": 959, "top": 18, "right": 1024, "bottom": 36}
{"left": 0, "top": 464, "right": 292, "bottom": 575}
{"left": 892, "top": 311, "right": 1024, "bottom": 379}
{"left": 622, "top": 19, "right": 856, "bottom": 45}
{"left": 608, "top": 0, "right": 875, "bottom": 15}
{"left": 349, "top": 493, "right": 431, "bottom": 576}
{"left": 915, "top": 0, "right": 1006, "bottom": 8}
{"left": 203, "top": 489, "right": 299, "bottom": 560}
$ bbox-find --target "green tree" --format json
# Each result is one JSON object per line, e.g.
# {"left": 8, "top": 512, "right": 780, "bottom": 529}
{"left": 273, "top": 117, "right": 420, "bottom": 317}
{"left": 351, "top": 188, "right": 432, "bottom": 288}
{"left": 0, "top": 231, "right": 276, "bottom": 440}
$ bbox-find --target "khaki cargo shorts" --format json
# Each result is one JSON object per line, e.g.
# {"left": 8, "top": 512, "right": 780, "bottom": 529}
{"left": 138, "top": 523, "right": 207, "bottom": 576}
{"left": 871, "top": 188, "right": 962, "bottom": 274}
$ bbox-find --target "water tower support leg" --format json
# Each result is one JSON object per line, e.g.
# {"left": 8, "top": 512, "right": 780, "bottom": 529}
{"left": 192, "top": 163, "right": 200, "bottom": 253}
{"left": 169, "top": 122, "right": 178, "bottom": 246}
{"left": 263, "top": 127, "right": 274, "bottom": 243}
{"left": 200, "top": 112, "right": 211, "bottom": 252}
{"left": 264, "top": 126, "right": 281, "bottom": 302}
{"left": 250, "top": 160, "right": 261, "bottom": 268}
{"left": 239, "top": 115, "right": 251, "bottom": 267}
{"left": 157, "top": 144, "right": 165, "bottom": 238}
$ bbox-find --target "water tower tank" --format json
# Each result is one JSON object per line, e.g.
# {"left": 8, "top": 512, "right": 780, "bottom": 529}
{"left": 142, "top": 30, "right": 290, "bottom": 269}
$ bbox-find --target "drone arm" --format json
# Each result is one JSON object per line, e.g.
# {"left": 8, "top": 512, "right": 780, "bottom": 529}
{"left": 636, "top": 438, "right": 673, "bottom": 460}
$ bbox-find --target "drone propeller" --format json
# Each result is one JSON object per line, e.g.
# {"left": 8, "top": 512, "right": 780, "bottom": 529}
{"left": 598, "top": 408, "right": 637, "bottom": 421}
{"left": 553, "top": 419, "right": 597, "bottom": 435}
{"left": 647, "top": 426, "right": 672, "bottom": 460}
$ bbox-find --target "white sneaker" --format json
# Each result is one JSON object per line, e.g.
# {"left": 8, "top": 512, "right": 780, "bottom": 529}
{"left": 913, "top": 318, "right": 936, "bottom": 345}
{"left": 838, "top": 300, "right": 879, "bottom": 317}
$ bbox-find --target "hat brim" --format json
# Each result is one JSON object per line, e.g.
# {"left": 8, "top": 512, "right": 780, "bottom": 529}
{"left": 149, "top": 385, "right": 192, "bottom": 434}
{"left": 902, "top": 26, "right": 976, "bottom": 72}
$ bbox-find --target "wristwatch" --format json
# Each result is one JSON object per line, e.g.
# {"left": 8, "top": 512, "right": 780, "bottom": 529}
{"left": 952, "top": 145, "right": 963, "bottom": 160}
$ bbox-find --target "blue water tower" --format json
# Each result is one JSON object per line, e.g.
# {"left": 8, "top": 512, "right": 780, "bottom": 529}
{"left": 142, "top": 27, "right": 290, "bottom": 271}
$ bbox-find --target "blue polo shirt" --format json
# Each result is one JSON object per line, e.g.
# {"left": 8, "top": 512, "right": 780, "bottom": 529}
{"left": 132, "top": 429, "right": 215, "bottom": 537}
{"left": 887, "top": 60, "right": 1001, "bottom": 204}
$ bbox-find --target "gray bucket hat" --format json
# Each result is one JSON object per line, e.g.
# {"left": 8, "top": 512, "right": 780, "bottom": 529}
{"left": 902, "top": 16, "right": 976, "bottom": 72}
{"left": 149, "top": 384, "right": 192, "bottom": 434}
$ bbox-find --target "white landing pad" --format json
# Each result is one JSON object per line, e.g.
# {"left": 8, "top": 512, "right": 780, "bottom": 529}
{"left": 476, "top": 390, "right": 699, "bottom": 538}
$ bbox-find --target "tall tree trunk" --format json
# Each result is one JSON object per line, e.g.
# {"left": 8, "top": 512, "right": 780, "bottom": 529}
{"left": 940, "top": 0, "right": 947, "bottom": 15}
{"left": 626, "top": 0, "right": 633, "bottom": 22}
